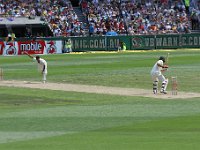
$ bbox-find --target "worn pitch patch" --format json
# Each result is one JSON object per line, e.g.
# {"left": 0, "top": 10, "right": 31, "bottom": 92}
{"left": 0, "top": 80, "right": 200, "bottom": 99}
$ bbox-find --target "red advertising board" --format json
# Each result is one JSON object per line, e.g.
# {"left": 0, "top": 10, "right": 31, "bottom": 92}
{"left": 18, "top": 40, "right": 46, "bottom": 55}
{"left": 0, "top": 40, "right": 62, "bottom": 56}
{"left": 0, "top": 41, "right": 5, "bottom": 55}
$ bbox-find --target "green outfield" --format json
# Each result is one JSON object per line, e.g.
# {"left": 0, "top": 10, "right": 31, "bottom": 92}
{"left": 0, "top": 49, "right": 200, "bottom": 150}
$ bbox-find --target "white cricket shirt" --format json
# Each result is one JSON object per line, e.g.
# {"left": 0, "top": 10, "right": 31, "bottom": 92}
{"left": 150, "top": 60, "right": 163, "bottom": 76}
{"left": 33, "top": 57, "right": 47, "bottom": 74}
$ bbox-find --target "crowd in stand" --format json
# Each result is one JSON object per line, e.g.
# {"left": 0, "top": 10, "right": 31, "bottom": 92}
{"left": 189, "top": 0, "right": 200, "bottom": 29}
{"left": 0, "top": 0, "right": 38, "bottom": 21}
{"left": 0, "top": 0, "right": 85, "bottom": 37}
{"left": 123, "top": 0, "right": 191, "bottom": 35}
{"left": 80, "top": 0, "right": 192, "bottom": 35}
{"left": 42, "top": 1, "right": 85, "bottom": 37}
{"left": 0, "top": 0, "right": 200, "bottom": 37}
{"left": 81, "top": 0, "right": 126, "bottom": 36}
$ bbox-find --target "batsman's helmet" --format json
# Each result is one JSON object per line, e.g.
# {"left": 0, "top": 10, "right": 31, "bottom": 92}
{"left": 159, "top": 56, "right": 165, "bottom": 63}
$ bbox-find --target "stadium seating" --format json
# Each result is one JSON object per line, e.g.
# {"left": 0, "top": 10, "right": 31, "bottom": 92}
{"left": 189, "top": 0, "right": 200, "bottom": 30}
{"left": 0, "top": 0, "right": 85, "bottom": 37}
{"left": 82, "top": 0, "right": 126, "bottom": 35}
{"left": 84, "top": 0, "right": 192, "bottom": 36}
{"left": 0, "top": 0, "right": 199, "bottom": 37}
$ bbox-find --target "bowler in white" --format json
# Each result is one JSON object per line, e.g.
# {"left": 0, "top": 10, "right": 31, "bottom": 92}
{"left": 34, "top": 56, "right": 47, "bottom": 83}
{"left": 25, "top": 52, "right": 47, "bottom": 83}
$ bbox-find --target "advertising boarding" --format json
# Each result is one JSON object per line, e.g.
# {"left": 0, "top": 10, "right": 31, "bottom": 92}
{"left": 0, "top": 40, "right": 62, "bottom": 56}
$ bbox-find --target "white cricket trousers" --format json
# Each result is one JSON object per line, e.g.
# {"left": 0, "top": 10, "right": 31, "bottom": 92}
{"left": 43, "top": 72, "right": 47, "bottom": 82}
{"left": 151, "top": 73, "right": 166, "bottom": 82}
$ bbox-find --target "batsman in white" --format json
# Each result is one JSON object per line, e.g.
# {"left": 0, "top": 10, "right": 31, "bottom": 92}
{"left": 150, "top": 56, "right": 169, "bottom": 94}
{"left": 24, "top": 52, "right": 47, "bottom": 83}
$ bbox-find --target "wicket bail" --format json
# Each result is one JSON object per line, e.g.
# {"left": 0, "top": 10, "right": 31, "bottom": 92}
{"left": 171, "top": 76, "right": 177, "bottom": 95}
{"left": 0, "top": 68, "right": 3, "bottom": 81}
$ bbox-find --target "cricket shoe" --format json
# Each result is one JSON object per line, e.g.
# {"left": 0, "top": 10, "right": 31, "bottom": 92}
{"left": 160, "top": 90, "right": 167, "bottom": 94}
{"left": 153, "top": 89, "right": 157, "bottom": 94}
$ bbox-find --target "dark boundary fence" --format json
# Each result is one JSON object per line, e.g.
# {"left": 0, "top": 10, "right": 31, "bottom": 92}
{"left": 1, "top": 33, "right": 200, "bottom": 54}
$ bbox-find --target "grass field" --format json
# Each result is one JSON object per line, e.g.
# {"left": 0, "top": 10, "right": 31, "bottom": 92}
{"left": 0, "top": 49, "right": 200, "bottom": 150}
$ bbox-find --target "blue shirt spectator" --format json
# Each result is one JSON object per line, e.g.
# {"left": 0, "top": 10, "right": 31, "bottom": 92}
{"left": 89, "top": 23, "right": 94, "bottom": 36}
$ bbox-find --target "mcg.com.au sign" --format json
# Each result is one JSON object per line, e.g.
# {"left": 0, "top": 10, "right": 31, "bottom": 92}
{"left": 70, "top": 36, "right": 130, "bottom": 51}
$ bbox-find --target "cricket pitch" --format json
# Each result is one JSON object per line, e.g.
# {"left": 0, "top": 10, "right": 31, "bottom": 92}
{"left": 0, "top": 80, "right": 200, "bottom": 99}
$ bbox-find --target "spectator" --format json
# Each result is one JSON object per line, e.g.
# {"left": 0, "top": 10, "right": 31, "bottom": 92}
{"left": 106, "top": 28, "right": 118, "bottom": 36}
{"left": 89, "top": 23, "right": 94, "bottom": 36}
{"left": 118, "top": 41, "right": 126, "bottom": 51}
{"left": 6, "top": 32, "right": 15, "bottom": 43}
{"left": 64, "top": 39, "right": 72, "bottom": 53}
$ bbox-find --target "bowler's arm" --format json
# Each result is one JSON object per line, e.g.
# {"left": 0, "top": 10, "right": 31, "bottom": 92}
{"left": 24, "top": 51, "right": 34, "bottom": 59}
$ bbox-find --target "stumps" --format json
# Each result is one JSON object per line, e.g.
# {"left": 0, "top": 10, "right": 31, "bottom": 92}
{"left": 171, "top": 76, "right": 177, "bottom": 95}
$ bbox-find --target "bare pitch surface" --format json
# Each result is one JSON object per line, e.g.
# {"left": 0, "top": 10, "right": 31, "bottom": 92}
{"left": 1, "top": 80, "right": 200, "bottom": 99}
